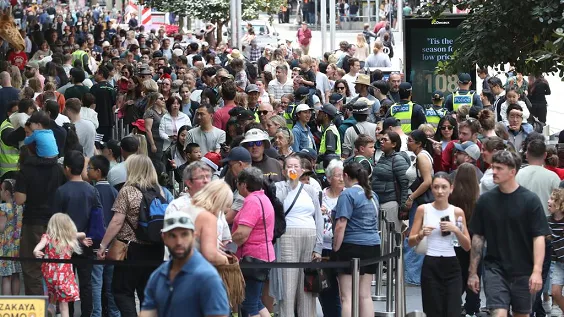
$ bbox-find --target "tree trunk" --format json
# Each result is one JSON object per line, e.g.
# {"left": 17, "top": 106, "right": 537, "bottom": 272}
{"left": 179, "top": 15, "right": 185, "bottom": 32}
{"left": 216, "top": 21, "right": 224, "bottom": 45}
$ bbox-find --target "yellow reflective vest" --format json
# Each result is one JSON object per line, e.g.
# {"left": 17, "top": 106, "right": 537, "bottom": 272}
{"left": 316, "top": 124, "right": 341, "bottom": 173}
{"left": 390, "top": 101, "right": 414, "bottom": 134}
{"left": 452, "top": 91, "right": 475, "bottom": 112}
{"left": 0, "top": 120, "right": 19, "bottom": 176}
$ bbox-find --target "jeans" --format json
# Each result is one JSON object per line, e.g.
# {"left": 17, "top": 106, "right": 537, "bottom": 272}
{"left": 531, "top": 242, "right": 552, "bottom": 317}
{"left": 92, "top": 264, "right": 120, "bottom": 317}
{"left": 318, "top": 249, "right": 341, "bottom": 317}
{"left": 69, "top": 248, "right": 95, "bottom": 317}
{"left": 241, "top": 279, "right": 265, "bottom": 316}
{"left": 404, "top": 202, "right": 423, "bottom": 285}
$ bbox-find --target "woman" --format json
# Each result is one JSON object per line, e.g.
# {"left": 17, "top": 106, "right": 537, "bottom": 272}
{"left": 264, "top": 49, "right": 290, "bottom": 75}
{"left": 353, "top": 33, "right": 369, "bottom": 66}
{"left": 159, "top": 95, "right": 191, "bottom": 151}
{"left": 545, "top": 147, "right": 564, "bottom": 180}
{"left": 36, "top": 82, "right": 66, "bottom": 113}
{"left": 326, "top": 63, "right": 339, "bottom": 83}
{"left": 528, "top": 75, "right": 551, "bottom": 123}
{"left": 230, "top": 58, "right": 248, "bottom": 90}
{"left": 408, "top": 172, "right": 471, "bottom": 317}
{"left": 479, "top": 136, "right": 509, "bottom": 194}
{"left": 364, "top": 41, "right": 392, "bottom": 68}
{"left": 163, "top": 125, "right": 190, "bottom": 185}
{"left": 432, "top": 115, "right": 458, "bottom": 172}
{"left": 235, "top": 92, "right": 248, "bottom": 108}
{"left": 31, "top": 40, "right": 52, "bottom": 61}
{"left": 478, "top": 109, "right": 497, "bottom": 138}
{"left": 256, "top": 79, "right": 270, "bottom": 104}
{"left": 449, "top": 163, "right": 481, "bottom": 316}
{"left": 333, "top": 162, "right": 380, "bottom": 317}
{"left": 371, "top": 131, "right": 410, "bottom": 233}
{"left": 143, "top": 93, "right": 167, "bottom": 170}
{"left": 319, "top": 159, "right": 343, "bottom": 317}
{"left": 274, "top": 127, "right": 294, "bottom": 161}
{"left": 272, "top": 155, "right": 323, "bottom": 317}
{"left": 265, "top": 115, "right": 286, "bottom": 138}
{"left": 159, "top": 78, "right": 173, "bottom": 101}
{"left": 257, "top": 46, "right": 272, "bottom": 74}
{"left": 232, "top": 167, "right": 275, "bottom": 317}
{"left": 96, "top": 155, "right": 173, "bottom": 317}
{"left": 333, "top": 79, "right": 352, "bottom": 99}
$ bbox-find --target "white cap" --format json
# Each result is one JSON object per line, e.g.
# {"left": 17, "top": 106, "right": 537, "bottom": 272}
{"left": 295, "top": 104, "right": 312, "bottom": 113}
{"left": 162, "top": 211, "right": 195, "bottom": 233}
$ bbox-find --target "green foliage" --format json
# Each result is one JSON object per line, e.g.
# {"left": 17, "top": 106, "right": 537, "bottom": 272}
{"left": 419, "top": 0, "right": 564, "bottom": 77}
{"left": 152, "top": 0, "right": 275, "bottom": 23}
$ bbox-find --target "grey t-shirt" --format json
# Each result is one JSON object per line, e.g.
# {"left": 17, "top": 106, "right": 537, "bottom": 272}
{"left": 185, "top": 126, "right": 226, "bottom": 155}
{"left": 74, "top": 118, "right": 97, "bottom": 157}
{"left": 365, "top": 52, "right": 392, "bottom": 68}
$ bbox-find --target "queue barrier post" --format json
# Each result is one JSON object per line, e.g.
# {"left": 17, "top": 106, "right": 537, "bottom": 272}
{"left": 350, "top": 257, "right": 360, "bottom": 317}
{"left": 112, "top": 112, "right": 118, "bottom": 140}
{"left": 394, "top": 232, "right": 406, "bottom": 317}
{"left": 372, "top": 207, "right": 386, "bottom": 301}
{"left": 374, "top": 220, "right": 396, "bottom": 317}
{"left": 406, "top": 311, "right": 426, "bottom": 317}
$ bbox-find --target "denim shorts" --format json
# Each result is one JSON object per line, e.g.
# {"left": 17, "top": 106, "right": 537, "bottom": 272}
{"left": 551, "top": 261, "right": 564, "bottom": 286}
{"left": 484, "top": 267, "right": 535, "bottom": 315}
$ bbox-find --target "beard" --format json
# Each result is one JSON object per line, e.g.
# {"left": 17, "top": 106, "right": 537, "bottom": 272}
{"left": 168, "top": 244, "right": 193, "bottom": 260}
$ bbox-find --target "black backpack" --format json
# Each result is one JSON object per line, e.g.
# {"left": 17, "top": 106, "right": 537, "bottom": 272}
{"left": 263, "top": 180, "right": 286, "bottom": 243}
{"left": 134, "top": 186, "right": 168, "bottom": 243}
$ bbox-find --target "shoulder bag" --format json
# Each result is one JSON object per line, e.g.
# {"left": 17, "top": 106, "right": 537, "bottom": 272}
{"left": 409, "top": 153, "right": 435, "bottom": 205}
{"left": 240, "top": 197, "right": 272, "bottom": 282}
{"left": 285, "top": 183, "right": 304, "bottom": 216}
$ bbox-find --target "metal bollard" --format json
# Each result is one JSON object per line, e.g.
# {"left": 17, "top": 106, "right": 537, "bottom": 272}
{"left": 406, "top": 311, "right": 426, "bottom": 317}
{"left": 112, "top": 113, "right": 118, "bottom": 140}
{"left": 395, "top": 234, "right": 406, "bottom": 317}
{"left": 372, "top": 206, "right": 386, "bottom": 301}
{"left": 350, "top": 258, "right": 360, "bottom": 317}
{"left": 375, "top": 221, "right": 396, "bottom": 316}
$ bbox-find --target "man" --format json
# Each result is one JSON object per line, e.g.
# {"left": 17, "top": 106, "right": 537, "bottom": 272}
{"left": 107, "top": 136, "right": 139, "bottom": 190}
{"left": 258, "top": 103, "right": 275, "bottom": 129}
{"left": 15, "top": 133, "right": 66, "bottom": 296}
{"left": 315, "top": 103, "right": 341, "bottom": 174}
{"left": 506, "top": 104, "right": 533, "bottom": 153}
{"left": 221, "top": 146, "right": 253, "bottom": 220}
{"left": 246, "top": 84, "right": 261, "bottom": 112}
{"left": 312, "top": 58, "right": 331, "bottom": 103}
{"left": 90, "top": 65, "right": 116, "bottom": 142}
{"left": 468, "top": 150, "right": 549, "bottom": 317}
{"left": 240, "top": 129, "right": 284, "bottom": 182}
{"left": 0, "top": 101, "right": 19, "bottom": 181}
{"left": 386, "top": 82, "right": 427, "bottom": 133}
{"left": 72, "top": 38, "right": 92, "bottom": 75}
{"left": 186, "top": 104, "right": 226, "bottom": 155}
{"left": 0, "top": 72, "right": 20, "bottom": 124}
{"left": 444, "top": 73, "right": 483, "bottom": 117}
{"left": 387, "top": 73, "right": 402, "bottom": 102}
{"left": 372, "top": 79, "right": 395, "bottom": 114}
{"left": 477, "top": 67, "right": 491, "bottom": 91}
{"left": 342, "top": 58, "right": 361, "bottom": 95}
{"left": 249, "top": 39, "right": 261, "bottom": 63}
{"left": 488, "top": 77, "right": 506, "bottom": 122}
{"left": 24, "top": 61, "right": 45, "bottom": 90}
{"left": 140, "top": 211, "right": 230, "bottom": 317}
{"left": 516, "top": 137, "right": 560, "bottom": 317}
{"left": 43, "top": 101, "right": 67, "bottom": 158}
{"left": 296, "top": 22, "right": 312, "bottom": 55}
{"left": 338, "top": 44, "right": 356, "bottom": 74}
{"left": 452, "top": 141, "right": 484, "bottom": 180}
{"left": 64, "top": 68, "right": 90, "bottom": 100}
{"left": 268, "top": 65, "right": 294, "bottom": 102}
{"left": 348, "top": 74, "right": 380, "bottom": 122}
{"left": 212, "top": 80, "right": 237, "bottom": 131}
{"left": 342, "top": 98, "right": 379, "bottom": 158}
{"left": 425, "top": 90, "right": 447, "bottom": 128}
{"left": 64, "top": 98, "right": 97, "bottom": 157}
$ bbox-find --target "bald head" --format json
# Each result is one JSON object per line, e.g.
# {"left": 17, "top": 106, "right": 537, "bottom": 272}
{"left": 258, "top": 103, "right": 274, "bottom": 123}
{"left": 0, "top": 72, "right": 11, "bottom": 87}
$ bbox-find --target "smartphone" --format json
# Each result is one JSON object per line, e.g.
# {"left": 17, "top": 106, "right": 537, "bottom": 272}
{"left": 440, "top": 215, "right": 451, "bottom": 236}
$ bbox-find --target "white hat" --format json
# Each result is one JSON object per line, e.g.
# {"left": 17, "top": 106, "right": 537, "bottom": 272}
{"left": 162, "top": 211, "right": 195, "bottom": 233}
{"left": 102, "top": 41, "right": 110, "bottom": 48}
{"left": 240, "top": 129, "right": 271, "bottom": 148}
{"left": 172, "top": 48, "right": 184, "bottom": 57}
{"left": 295, "top": 104, "right": 312, "bottom": 113}
{"left": 201, "top": 41, "right": 209, "bottom": 47}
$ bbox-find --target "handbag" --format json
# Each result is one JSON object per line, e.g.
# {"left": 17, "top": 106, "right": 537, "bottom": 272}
{"left": 414, "top": 207, "right": 428, "bottom": 255}
{"left": 304, "top": 267, "right": 330, "bottom": 293}
{"left": 106, "top": 239, "right": 130, "bottom": 261}
{"left": 240, "top": 198, "right": 272, "bottom": 282}
{"left": 410, "top": 154, "right": 434, "bottom": 205}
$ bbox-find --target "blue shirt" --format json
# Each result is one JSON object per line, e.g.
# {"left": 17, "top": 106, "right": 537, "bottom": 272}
{"left": 53, "top": 181, "right": 102, "bottom": 232}
{"left": 333, "top": 186, "right": 381, "bottom": 246}
{"left": 94, "top": 181, "right": 118, "bottom": 227}
{"left": 291, "top": 122, "right": 316, "bottom": 152}
{"left": 24, "top": 129, "right": 59, "bottom": 158}
{"left": 142, "top": 249, "right": 230, "bottom": 317}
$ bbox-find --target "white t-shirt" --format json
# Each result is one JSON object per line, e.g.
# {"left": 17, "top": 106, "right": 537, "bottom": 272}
{"left": 74, "top": 118, "right": 97, "bottom": 157}
{"left": 342, "top": 73, "right": 358, "bottom": 96}
{"left": 516, "top": 165, "right": 561, "bottom": 216}
{"left": 283, "top": 185, "right": 316, "bottom": 229}
{"left": 55, "top": 114, "right": 71, "bottom": 126}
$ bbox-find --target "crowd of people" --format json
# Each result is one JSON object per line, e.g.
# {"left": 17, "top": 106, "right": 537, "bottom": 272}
{"left": 0, "top": 1, "right": 562, "bottom": 317}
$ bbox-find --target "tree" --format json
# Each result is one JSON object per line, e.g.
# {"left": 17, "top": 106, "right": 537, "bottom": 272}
{"left": 420, "top": 0, "right": 564, "bottom": 77}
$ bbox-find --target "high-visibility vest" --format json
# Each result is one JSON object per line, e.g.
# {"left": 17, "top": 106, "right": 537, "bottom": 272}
{"left": 315, "top": 124, "right": 341, "bottom": 174}
{"left": 71, "top": 49, "right": 88, "bottom": 68}
{"left": 452, "top": 91, "right": 475, "bottom": 112}
{"left": 0, "top": 120, "right": 19, "bottom": 176}
{"left": 390, "top": 101, "right": 414, "bottom": 134}
{"left": 425, "top": 106, "right": 446, "bottom": 129}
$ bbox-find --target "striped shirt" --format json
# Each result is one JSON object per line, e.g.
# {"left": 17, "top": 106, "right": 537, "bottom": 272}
{"left": 267, "top": 78, "right": 294, "bottom": 102}
{"left": 549, "top": 215, "right": 564, "bottom": 262}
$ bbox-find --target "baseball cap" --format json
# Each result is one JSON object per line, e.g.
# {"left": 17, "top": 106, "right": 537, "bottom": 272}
{"left": 458, "top": 73, "right": 471, "bottom": 84}
{"left": 398, "top": 82, "right": 412, "bottom": 94}
{"left": 100, "top": 139, "right": 120, "bottom": 156}
{"left": 237, "top": 109, "right": 255, "bottom": 121}
{"left": 432, "top": 90, "right": 444, "bottom": 100}
{"left": 120, "top": 136, "right": 140, "bottom": 153}
{"left": 162, "top": 211, "right": 195, "bottom": 233}
{"left": 26, "top": 61, "right": 39, "bottom": 69}
{"left": 295, "top": 86, "right": 310, "bottom": 97}
{"left": 329, "top": 93, "right": 344, "bottom": 104}
{"left": 298, "top": 148, "right": 318, "bottom": 161}
{"left": 295, "top": 104, "right": 312, "bottom": 114}
{"left": 241, "top": 129, "right": 271, "bottom": 148}
{"left": 454, "top": 141, "right": 481, "bottom": 161}
{"left": 352, "top": 97, "right": 374, "bottom": 115}
{"left": 221, "top": 146, "right": 252, "bottom": 163}
{"left": 245, "top": 84, "right": 259, "bottom": 93}
{"left": 382, "top": 117, "right": 400, "bottom": 133}
{"left": 320, "top": 103, "right": 337, "bottom": 118}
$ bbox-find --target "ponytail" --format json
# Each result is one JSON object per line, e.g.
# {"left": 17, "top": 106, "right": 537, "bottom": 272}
{"left": 343, "top": 162, "right": 373, "bottom": 199}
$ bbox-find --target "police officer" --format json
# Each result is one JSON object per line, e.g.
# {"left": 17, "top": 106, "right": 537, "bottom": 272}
{"left": 72, "top": 38, "right": 92, "bottom": 75}
{"left": 386, "top": 82, "right": 427, "bottom": 133}
{"left": 424, "top": 90, "right": 447, "bottom": 128}
{"left": 444, "top": 73, "right": 483, "bottom": 116}
{"left": 329, "top": 93, "right": 345, "bottom": 128}
{"left": 315, "top": 103, "right": 341, "bottom": 174}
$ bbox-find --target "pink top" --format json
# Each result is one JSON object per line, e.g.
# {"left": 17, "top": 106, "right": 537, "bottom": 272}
{"left": 212, "top": 102, "right": 236, "bottom": 131}
{"left": 233, "top": 191, "right": 276, "bottom": 262}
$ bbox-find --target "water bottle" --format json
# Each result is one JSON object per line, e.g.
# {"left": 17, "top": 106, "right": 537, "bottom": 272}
{"left": 452, "top": 216, "right": 463, "bottom": 247}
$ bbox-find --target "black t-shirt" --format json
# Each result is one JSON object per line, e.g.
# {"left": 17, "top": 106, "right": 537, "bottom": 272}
{"left": 90, "top": 81, "right": 116, "bottom": 127}
{"left": 53, "top": 181, "right": 102, "bottom": 232}
{"left": 299, "top": 69, "right": 316, "bottom": 88}
{"left": 15, "top": 157, "right": 66, "bottom": 225}
{"left": 470, "top": 186, "right": 550, "bottom": 277}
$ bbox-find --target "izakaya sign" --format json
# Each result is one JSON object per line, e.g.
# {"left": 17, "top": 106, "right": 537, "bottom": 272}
{"left": 0, "top": 296, "right": 48, "bottom": 317}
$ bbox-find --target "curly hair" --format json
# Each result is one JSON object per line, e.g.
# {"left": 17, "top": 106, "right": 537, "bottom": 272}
{"left": 551, "top": 189, "right": 564, "bottom": 213}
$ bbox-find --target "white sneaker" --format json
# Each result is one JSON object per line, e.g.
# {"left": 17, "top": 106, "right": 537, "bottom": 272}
{"left": 552, "top": 304, "right": 563, "bottom": 317}
{"left": 544, "top": 299, "right": 553, "bottom": 316}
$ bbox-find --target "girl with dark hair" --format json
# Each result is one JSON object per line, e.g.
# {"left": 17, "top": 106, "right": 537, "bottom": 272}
{"left": 162, "top": 125, "right": 191, "bottom": 185}
{"left": 449, "top": 163, "right": 481, "bottom": 316}
{"left": 545, "top": 147, "right": 564, "bottom": 180}
{"left": 0, "top": 178, "right": 23, "bottom": 296}
{"left": 432, "top": 115, "right": 458, "bottom": 173}
{"left": 480, "top": 89, "right": 495, "bottom": 110}
{"left": 333, "top": 79, "right": 351, "bottom": 98}
{"left": 408, "top": 172, "right": 471, "bottom": 317}
{"left": 159, "top": 95, "right": 191, "bottom": 151}
{"left": 333, "top": 162, "right": 380, "bottom": 317}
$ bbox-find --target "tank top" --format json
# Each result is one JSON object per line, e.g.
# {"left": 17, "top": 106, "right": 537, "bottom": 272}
{"left": 424, "top": 203, "right": 456, "bottom": 257}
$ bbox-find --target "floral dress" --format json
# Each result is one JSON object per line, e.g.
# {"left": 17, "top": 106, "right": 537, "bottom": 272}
{"left": 40, "top": 234, "right": 80, "bottom": 303}
{"left": 0, "top": 203, "right": 22, "bottom": 276}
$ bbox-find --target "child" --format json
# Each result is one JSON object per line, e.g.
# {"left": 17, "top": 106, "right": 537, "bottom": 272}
{"left": 297, "top": 55, "right": 316, "bottom": 89}
{"left": 550, "top": 189, "right": 564, "bottom": 312}
{"left": 24, "top": 111, "right": 59, "bottom": 158}
{"left": 0, "top": 179, "right": 22, "bottom": 296}
{"left": 345, "top": 133, "right": 376, "bottom": 177}
{"left": 500, "top": 88, "right": 530, "bottom": 125}
{"left": 80, "top": 93, "right": 100, "bottom": 129}
{"left": 86, "top": 155, "right": 120, "bottom": 317}
{"left": 10, "top": 98, "right": 35, "bottom": 130}
{"left": 33, "top": 213, "right": 92, "bottom": 317}
{"left": 185, "top": 143, "right": 202, "bottom": 163}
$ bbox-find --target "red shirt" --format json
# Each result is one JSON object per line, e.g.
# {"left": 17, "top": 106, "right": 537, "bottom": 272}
{"left": 7, "top": 50, "right": 28, "bottom": 71}
{"left": 212, "top": 101, "right": 236, "bottom": 131}
{"left": 440, "top": 139, "right": 486, "bottom": 172}
{"left": 373, "top": 21, "right": 386, "bottom": 33}
{"left": 545, "top": 165, "right": 564, "bottom": 180}
{"left": 297, "top": 28, "right": 312, "bottom": 46}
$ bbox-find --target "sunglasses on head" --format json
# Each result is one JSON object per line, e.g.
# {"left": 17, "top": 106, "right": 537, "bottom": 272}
{"left": 244, "top": 140, "right": 263, "bottom": 147}
{"left": 440, "top": 126, "right": 454, "bottom": 131}
{"left": 165, "top": 216, "right": 191, "bottom": 227}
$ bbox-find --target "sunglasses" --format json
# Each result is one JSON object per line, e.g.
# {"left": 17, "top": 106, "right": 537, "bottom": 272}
{"left": 258, "top": 110, "right": 270, "bottom": 116}
{"left": 336, "top": 86, "right": 346, "bottom": 90}
{"left": 440, "top": 126, "right": 454, "bottom": 131}
{"left": 158, "top": 97, "right": 165, "bottom": 101}
{"left": 244, "top": 140, "right": 263, "bottom": 147}
{"left": 165, "top": 216, "right": 191, "bottom": 227}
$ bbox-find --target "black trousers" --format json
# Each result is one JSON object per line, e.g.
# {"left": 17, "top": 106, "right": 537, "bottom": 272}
{"left": 69, "top": 247, "right": 94, "bottom": 317}
{"left": 455, "top": 247, "right": 482, "bottom": 314}
{"left": 112, "top": 242, "right": 163, "bottom": 317}
{"left": 421, "top": 256, "right": 462, "bottom": 317}
{"left": 531, "top": 242, "right": 552, "bottom": 317}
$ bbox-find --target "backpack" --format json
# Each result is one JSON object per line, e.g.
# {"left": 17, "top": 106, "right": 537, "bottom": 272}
{"left": 263, "top": 180, "right": 286, "bottom": 243}
{"left": 134, "top": 186, "right": 168, "bottom": 243}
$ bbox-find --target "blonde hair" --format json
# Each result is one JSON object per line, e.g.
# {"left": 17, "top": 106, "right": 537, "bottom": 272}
{"left": 373, "top": 41, "right": 384, "bottom": 54}
{"left": 8, "top": 66, "right": 22, "bottom": 89}
{"left": 191, "top": 180, "right": 234, "bottom": 216}
{"left": 356, "top": 33, "right": 367, "bottom": 48}
{"left": 234, "top": 92, "right": 248, "bottom": 108}
{"left": 418, "top": 123, "right": 436, "bottom": 135}
{"left": 125, "top": 154, "right": 159, "bottom": 189}
{"left": 46, "top": 213, "right": 82, "bottom": 255}
{"left": 133, "top": 134, "right": 148, "bottom": 156}
{"left": 552, "top": 189, "right": 564, "bottom": 212}
{"left": 28, "top": 77, "right": 42, "bottom": 93}
{"left": 299, "top": 55, "right": 313, "bottom": 66}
